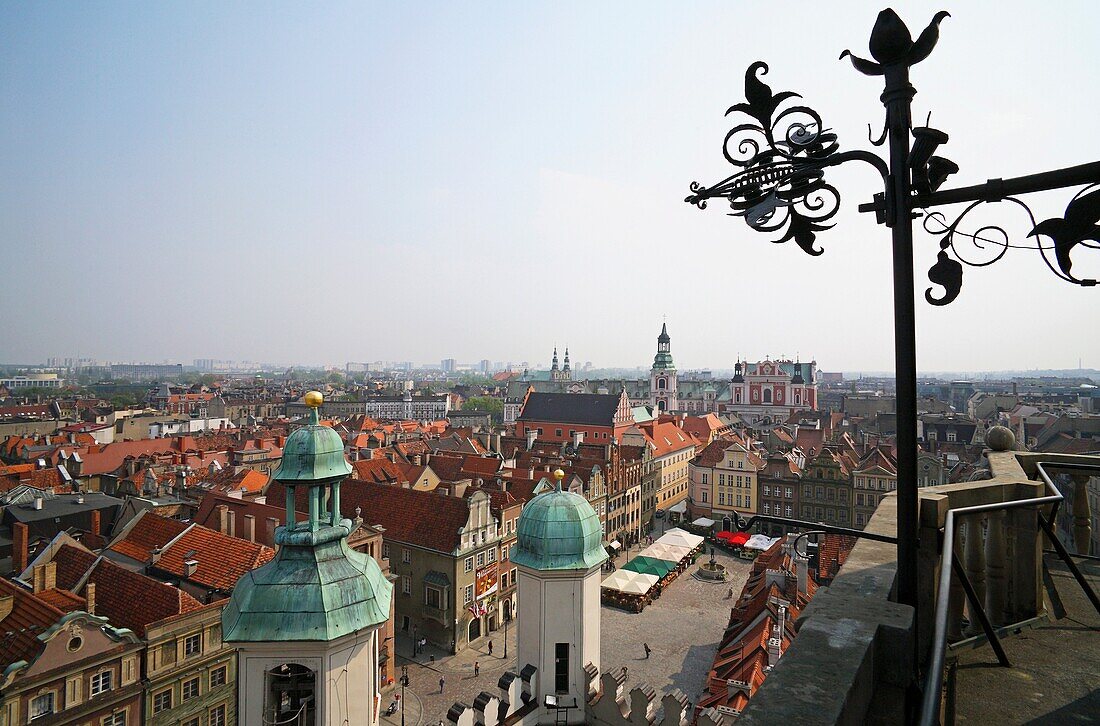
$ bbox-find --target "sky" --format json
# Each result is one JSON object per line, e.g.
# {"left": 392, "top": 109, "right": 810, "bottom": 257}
{"left": 1, "top": 1, "right": 1098, "bottom": 372}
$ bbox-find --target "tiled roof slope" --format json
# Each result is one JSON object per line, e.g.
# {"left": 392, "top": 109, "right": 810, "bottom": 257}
{"left": 267, "top": 479, "right": 471, "bottom": 554}
{"left": 52, "top": 544, "right": 202, "bottom": 635}
{"left": 0, "top": 578, "right": 64, "bottom": 667}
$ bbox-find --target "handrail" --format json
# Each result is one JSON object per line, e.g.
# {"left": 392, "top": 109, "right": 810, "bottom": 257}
{"left": 919, "top": 461, "right": 1100, "bottom": 726}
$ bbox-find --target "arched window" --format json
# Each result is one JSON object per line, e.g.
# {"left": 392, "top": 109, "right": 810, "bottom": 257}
{"left": 658, "top": 400, "right": 666, "bottom": 412}
{"left": 266, "top": 663, "right": 316, "bottom": 726}
{"left": 657, "top": 377, "right": 666, "bottom": 390}
{"left": 763, "top": 389, "right": 772, "bottom": 404}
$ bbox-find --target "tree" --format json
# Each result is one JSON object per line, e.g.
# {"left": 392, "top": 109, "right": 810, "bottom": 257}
{"left": 462, "top": 397, "right": 503, "bottom": 414}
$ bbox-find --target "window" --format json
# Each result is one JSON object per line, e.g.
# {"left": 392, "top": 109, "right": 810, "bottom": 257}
{"left": 736, "top": 494, "right": 742, "bottom": 507}
{"left": 701, "top": 473, "right": 707, "bottom": 485}
{"left": 464, "top": 556, "right": 473, "bottom": 572}
{"left": 487, "top": 548, "right": 496, "bottom": 563}
{"left": 402, "top": 576, "right": 411, "bottom": 595}
{"left": 153, "top": 689, "right": 173, "bottom": 713}
{"left": 66, "top": 676, "right": 82, "bottom": 705}
{"left": 402, "top": 548, "right": 411, "bottom": 564}
{"left": 210, "top": 704, "right": 227, "bottom": 726}
{"left": 425, "top": 586, "right": 442, "bottom": 608}
{"left": 30, "top": 693, "right": 54, "bottom": 720}
{"left": 183, "top": 677, "right": 200, "bottom": 700}
{"left": 745, "top": 495, "right": 751, "bottom": 509}
{"left": 501, "top": 545, "right": 508, "bottom": 560}
{"left": 786, "top": 487, "right": 793, "bottom": 499}
{"left": 184, "top": 719, "right": 200, "bottom": 726}
{"left": 184, "top": 633, "right": 201, "bottom": 658}
{"left": 785, "top": 505, "right": 793, "bottom": 517}
{"left": 210, "top": 666, "right": 227, "bottom": 688}
{"left": 464, "top": 584, "right": 474, "bottom": 604}
{"left": 763, "top": 503, "right": 771, "bottom": 514}
{"left": 701, "top": 490, "right": 707, "bottom": 503}
{"left": 555, "top": 643, "right": 570, "bottom": 693}
{"left": 91, "top": 670, "right": 113, "bottom": 696}
{"left": 762, "top": 485, "right": 770, "bottom": 497}
{"left": 102, "top": 713, "right": 126, "bottom": 726}
{"left": 476, "top": 552, "right": 485, "bottom": 567}
{"left": 383, "top": 543, "right": 390, "bottom": 558}
{"left": 555, "top": 429, "right": 562, "bottom": 437}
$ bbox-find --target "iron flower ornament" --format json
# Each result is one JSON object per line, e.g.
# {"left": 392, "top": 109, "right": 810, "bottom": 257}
{"left": 686, "top": 7, "right": 1099, "bottom": 305}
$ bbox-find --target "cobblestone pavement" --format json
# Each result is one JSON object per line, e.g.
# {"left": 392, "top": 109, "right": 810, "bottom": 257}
{"left": 386, "top": 524, "right": 753, "bottom": 725}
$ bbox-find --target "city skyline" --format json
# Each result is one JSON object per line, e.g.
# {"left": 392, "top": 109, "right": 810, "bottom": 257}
{"left": 2, "top": 2, "right": 1097, "bottom": 370}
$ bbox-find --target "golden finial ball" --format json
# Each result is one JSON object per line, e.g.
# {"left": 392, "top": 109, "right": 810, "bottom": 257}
{"left": 553, "top": 468, "right": 565, "bottom": 481}
{"left": 303, "top": 391, "right": 324, "bottom": 408}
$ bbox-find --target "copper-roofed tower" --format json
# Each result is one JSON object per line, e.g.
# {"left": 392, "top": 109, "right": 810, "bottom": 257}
{"left": 650, "top": 322, "right": 679, "bottom": 412}
{"left": 222, "top": 391, "right": 392, "bottom": 726}
{"left": 511, "top": 468, "right": 606, "bottom": 723}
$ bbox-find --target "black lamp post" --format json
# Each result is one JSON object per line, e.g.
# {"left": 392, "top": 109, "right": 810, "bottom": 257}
{"left": 685, "top": 7, "right": 1098, "bottom": 622}
{"left": 399, "top": 665, "right": 409, "bottom": 726}
{"left": 503, "top": 607, "right": 509, "bottom": 658}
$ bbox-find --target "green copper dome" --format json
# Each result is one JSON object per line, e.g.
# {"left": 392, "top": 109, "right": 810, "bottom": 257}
{"left": 222, "top": 530, "right": 392, "bottom": 642}
{"left": 222, "top": 391, "right": 391, "bottom": 642}
{"left": 510, "top": 475, "right": 607, "bottom": 571}
{"left": 274, "top": 394, "right": 353, "bottom": 482}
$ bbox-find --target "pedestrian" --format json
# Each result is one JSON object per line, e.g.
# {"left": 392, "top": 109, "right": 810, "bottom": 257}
{"left": 488, "top": 639, "right": 494, "bottom": 656}
{"left": 474, "top": 661, "right": 480, "bottom": 677}
{"left": 643, "top": 643, "right": 651, "bottom": 659}
{"left": 727, "top": 587, "right": 734, "bottom": 599}
{"left": 439, "top": 676, "right": 445, "bottom": 693}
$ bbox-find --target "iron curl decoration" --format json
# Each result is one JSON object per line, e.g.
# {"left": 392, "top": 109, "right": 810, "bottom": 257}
{"left": 686, "top": 62, "right": 853, "bottom": 257}
{"left": 921, "top": 185, "right": 1100, "bottom": 305}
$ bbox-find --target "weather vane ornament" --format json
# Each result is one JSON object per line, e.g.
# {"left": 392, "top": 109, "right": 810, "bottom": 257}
{"left": 685, "top": 7, "right": 1099, "bottom": 305}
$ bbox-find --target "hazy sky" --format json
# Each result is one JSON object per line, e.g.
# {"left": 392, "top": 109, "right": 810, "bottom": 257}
{"left": 2, "top": 1, "right": 1098, "bottom": 372}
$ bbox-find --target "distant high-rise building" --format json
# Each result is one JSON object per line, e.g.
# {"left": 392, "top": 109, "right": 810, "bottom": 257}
{"left": 441, "top": 358, "right": 457, "bottom": 373}
{"left": 479, "top": 359, "right": 492, "bottom": 373}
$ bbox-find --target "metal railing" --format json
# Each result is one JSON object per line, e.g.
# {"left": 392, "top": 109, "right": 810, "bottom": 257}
{"left": 919, "top": 461, "right": 1100, "bottom": 726}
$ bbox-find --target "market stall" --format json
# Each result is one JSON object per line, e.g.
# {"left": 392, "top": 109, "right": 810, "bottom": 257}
{"left": 600, "top": 569, "right": 661, "bottom": 611}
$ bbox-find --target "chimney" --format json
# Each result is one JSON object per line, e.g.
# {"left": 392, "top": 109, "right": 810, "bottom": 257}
{"left": 44, "top": 561, "right": 56, "bottom": 591}
{"left": 184, "top": 559, "right": 199, "bottom": 577}
{"left": 526, "top": 429, "right": 537, "bottom": 449}
{"left": 573, "top": 431, "right": 584, "bottom": 447}
{"left": 83, "top": 581, "right": 96, "bottom": 614}
{"left": 217, "top": 504, "right": 231, "bottom": 535}
{"left": 90, "top": 509, "right": 101, "bottom": 537}
{"left": 242, "top": 514, "right": 256, "bottom": 542}
{"left": 32, "top": 565, "right": 45, "bottom": 593}
{"left": 795, "top": 555, "right": 809, "bottom": 596}
{"left": 264, "top": 517, "right": 278, "bottom": 545}
{"left": 13, "top": 522, "right": 29, "bottom": 575}
{"left": 493, "top": 433, "right": 502, "bottom": 454}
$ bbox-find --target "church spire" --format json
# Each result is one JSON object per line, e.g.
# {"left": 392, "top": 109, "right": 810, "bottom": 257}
{"left": 563, "top": 347, "right": 570, "bottom": 372}
{"left": 551, "top": 346, "right": 559, "bottom": 371}
{"left": 652, "top": 322, "right": 674, "bottom": 370}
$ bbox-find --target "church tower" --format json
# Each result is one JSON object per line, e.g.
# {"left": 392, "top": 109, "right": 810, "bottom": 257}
{"left": 562, "top": 347, "right": 572, "bottom": 380}
{"left": 649, "top": 323, "right": 679, "bottom": 413}
{"left": 223, "top": 391, "right": 392, "bottom": 726}
{"left": 511, "top": 469, "right": 607, "bottom": 724}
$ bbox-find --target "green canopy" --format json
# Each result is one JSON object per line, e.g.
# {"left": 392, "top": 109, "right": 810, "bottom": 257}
{"left": 622, "top": 556, "right": 677, "bottom": 578}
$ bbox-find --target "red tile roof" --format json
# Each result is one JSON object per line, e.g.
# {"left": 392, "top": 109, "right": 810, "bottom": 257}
{"left": 109, "top": 512, "right": 189, "bottom": 563}
{"left": 267, "top": 479, "right": 471, "bottom": 554}
{"left": 53, "top": 544, "right": 203, "bottom": 635}
{"left": 34, "top": 588, "right": 86, "bottom": 613}
{"left": 0, "top": 578, "right": 63, "bottom": 668}
{"left": 153, "top": 520, "right": 274, "bottom": 592}
{"left": 352, "top": 458, "right": 407, "bottom": 484}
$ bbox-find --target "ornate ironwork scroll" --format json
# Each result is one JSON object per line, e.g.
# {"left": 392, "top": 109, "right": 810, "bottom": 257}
{"left": 921, "top": 185, "right": 1100, "bottom": 305}
{"left": 685, "top": 62, "right": 846, "bottom": 256}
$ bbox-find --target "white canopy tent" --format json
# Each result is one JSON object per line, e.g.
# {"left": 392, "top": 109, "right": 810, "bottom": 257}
{"left": 743, "top": 534, "right": 782, "bottom": 551}
{"left": 641, "top": 542, "right": 693, "bottom": 563}
{"left": 601, "top": 569, "right": 660, "bottom": 595}
{"left": 669, "top": 500, "right": 687, "bottom": 515}
{"left": 657, "top": 528, "right": 705, "bottom": 550}
{"left": 692, "top": 517, "right": 716, "bottom": 528}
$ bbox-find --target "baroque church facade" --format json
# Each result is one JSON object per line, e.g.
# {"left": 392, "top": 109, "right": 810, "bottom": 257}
{"left": 503, "top": 325, "right": 818, "bottom": 426}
